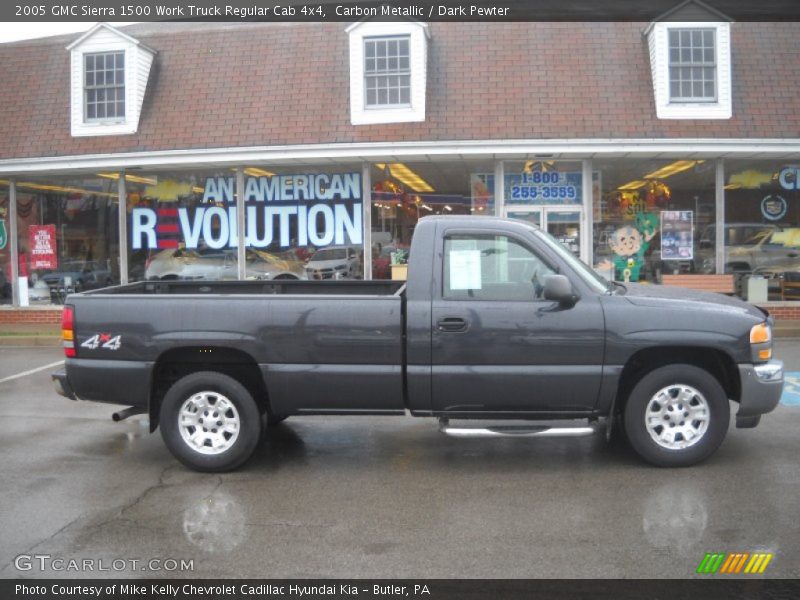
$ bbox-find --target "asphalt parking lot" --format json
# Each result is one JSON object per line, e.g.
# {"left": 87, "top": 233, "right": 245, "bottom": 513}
{"left": 1, "top": 343, "right": 799, "bottom": 579}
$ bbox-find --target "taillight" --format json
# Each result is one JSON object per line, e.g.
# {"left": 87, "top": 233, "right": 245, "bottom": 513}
{"left": 62, "top": 305, "right": 76, "bottom": 358}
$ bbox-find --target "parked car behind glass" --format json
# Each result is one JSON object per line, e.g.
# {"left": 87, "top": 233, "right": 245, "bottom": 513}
{"left": 305, "top": 246, "right": 362, "bottom": 280}
{"left": 145, "top": 248, "right": 306, "bottom": 281}
{"left": 40, "top": 260, "right": 114, "bottom": 294}
{"left": 695, "top": 223, "right": 783, "bottom": 273}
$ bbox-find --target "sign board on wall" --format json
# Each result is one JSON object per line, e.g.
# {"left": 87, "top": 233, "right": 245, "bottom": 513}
{"left": 28, "top": 224, "right": 57, "bottom": 270}
{"left": 661, "top": 210, "right": 693, "bottom": 261}
{"left": 131, "top": 172, "right": 363, "bottom": 250}
{"left": 506, "top": 170, "right": 582, "bottom": 205}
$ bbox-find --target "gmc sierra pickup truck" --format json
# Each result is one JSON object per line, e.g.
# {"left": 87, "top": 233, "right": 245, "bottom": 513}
{"left": 52, "top": 216, "right": 784, "bottom": 471}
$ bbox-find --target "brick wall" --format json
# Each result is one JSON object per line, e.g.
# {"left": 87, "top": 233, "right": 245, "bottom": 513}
{"left": 759, "top": 305, "right": 800, "bottom": 321}
{"left": 0, "top": 308, "right": 62, "bottom": 324}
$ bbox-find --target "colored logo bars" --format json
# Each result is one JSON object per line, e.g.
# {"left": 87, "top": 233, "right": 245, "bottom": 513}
{"left": 697, "top": 552, "right": 773, "bottom": 574}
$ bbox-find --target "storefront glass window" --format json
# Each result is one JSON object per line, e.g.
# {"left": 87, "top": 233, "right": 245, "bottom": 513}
{"left": 243, "top": 164, "right": 363, "bottom": 281}
{"left": 0, "top": 182, "right": 11, "bottom": 304}
{"left": 503, "top": 160, "right": 585, "bottom": 258}
{"left": 14, "top": 175, "right": 120, "bottom": 305}
{"left": 126, "top": 169, "right": 238, "bottom": 282}
{"left": 126, "top": 164, "right": 364, "bottom": 283}
{"left": 592, "top": 159, "right": 716, "bottom": 282}
{"left": 370, "top": 160, "right": 495, "bottom": 279}
{"left": 724, "top": 159, "right": 800, "bottom": 300}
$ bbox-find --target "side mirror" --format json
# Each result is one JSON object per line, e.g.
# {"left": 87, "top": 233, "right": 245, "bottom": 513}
{"left": 543, "top": 274, "right": 577, "bottom": 306}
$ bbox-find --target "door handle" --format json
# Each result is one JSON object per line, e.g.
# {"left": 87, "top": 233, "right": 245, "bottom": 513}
{"left": 437, "top": 317, "right": 468, "bottom": 332}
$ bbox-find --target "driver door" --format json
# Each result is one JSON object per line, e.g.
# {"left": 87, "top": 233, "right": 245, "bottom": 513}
{"left": 430, "top": 230, "right": 605, "bottom": 414}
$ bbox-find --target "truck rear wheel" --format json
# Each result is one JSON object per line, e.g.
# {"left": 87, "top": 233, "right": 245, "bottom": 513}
{"left": 623, "top": 364, "right": 729, "bottom": 467}
{"left": 159, "top": 371, "right": 262, "bottom": 472}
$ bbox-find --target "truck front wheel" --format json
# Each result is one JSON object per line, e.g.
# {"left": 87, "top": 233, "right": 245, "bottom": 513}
{"left": 159, "top": 371, "right": 262, "bottom": 472}
{"left": 623, "top": 364, "right": 729, "bottom": 467}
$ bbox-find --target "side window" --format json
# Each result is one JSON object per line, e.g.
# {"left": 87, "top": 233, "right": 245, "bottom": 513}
{"left": 443, "top": 234, "right": 555, "bottom": 301}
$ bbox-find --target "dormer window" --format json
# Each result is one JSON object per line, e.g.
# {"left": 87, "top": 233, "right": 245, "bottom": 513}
{"left": 347, "top": 20, "right": 429, "bottom": 125}
{"left": 668, "top": 28, "right": 717, "bottom": 102}
{"left": 645, "top": 1, "right": 732, "bottom": 119}
{"left": 67, "top": 23, "right": 156, "bottom": 137}
{"left": 84, "top": 51, "right": 126, "bottom": 121}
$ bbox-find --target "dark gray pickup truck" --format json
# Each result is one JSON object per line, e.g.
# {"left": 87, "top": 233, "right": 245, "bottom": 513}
{"left": 53, "top": 216, "right": 783, "bottom": 471}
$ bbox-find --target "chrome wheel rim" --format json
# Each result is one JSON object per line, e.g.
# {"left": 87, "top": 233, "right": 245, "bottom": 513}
{"left": 645, "top": 384, "right": 710, "bottom": 450}
{"left": 178, "top": 391, "right": 240, "bottom": 455}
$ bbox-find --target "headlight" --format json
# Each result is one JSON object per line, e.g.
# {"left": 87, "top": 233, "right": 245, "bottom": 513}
{"left": 750, "top": 323, "right": 771, "bottom": 344}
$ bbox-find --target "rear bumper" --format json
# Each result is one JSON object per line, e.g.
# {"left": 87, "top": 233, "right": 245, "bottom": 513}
{"left": 737, "top": 360, "right": 783, "bottom": 421}
{"left": 52, "top": 359, "right": 152, "bottom": 407}
{"left": 51, "top": 369, "right": 77, "bottom": 400}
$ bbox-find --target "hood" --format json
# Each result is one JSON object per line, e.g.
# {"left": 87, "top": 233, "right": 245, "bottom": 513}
{"left": 621, "top": 282, "right": 767, "bottom": 321}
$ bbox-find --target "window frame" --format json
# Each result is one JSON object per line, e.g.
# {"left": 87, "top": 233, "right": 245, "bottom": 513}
{"left": 441, "top": 231, "right": 558, "bottom": 303}
{"left": 667, "top": 27, "right": 717, "bottom": 104}
{"left": 363, "top": 35, "right": 412, "bottom": 109}
{"left": 83, "top": 50, "right": 127, "bottom": 123}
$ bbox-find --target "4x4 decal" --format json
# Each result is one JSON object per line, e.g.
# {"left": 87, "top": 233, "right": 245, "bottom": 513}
{"left": 81, "top": 334, "right": 122, "bottom": 351}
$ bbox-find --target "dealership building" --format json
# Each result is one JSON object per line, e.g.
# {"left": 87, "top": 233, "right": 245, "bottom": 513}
{"left": 1, "top": 1, "right": 800, "bottom": 323}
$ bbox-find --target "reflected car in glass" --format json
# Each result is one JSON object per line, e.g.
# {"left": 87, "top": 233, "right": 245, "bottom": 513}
{"left": 695, "top": 223, "right": 783, "bottom": 273}
{"left": 40, "top": 260, "right": 114, "bottom": 294}
{"left": 145, "top": 248, "right": 306, "bottom": 281}
{"left": 305, "top": 246, "right": 362, "bottom": 280}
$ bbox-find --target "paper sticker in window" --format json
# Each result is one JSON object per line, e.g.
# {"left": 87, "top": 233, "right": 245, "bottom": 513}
{"left": 449, "top": 249, "right": 482, "bottom": 290}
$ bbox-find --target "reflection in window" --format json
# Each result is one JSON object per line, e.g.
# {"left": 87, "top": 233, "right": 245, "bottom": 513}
{"left": 14, "top": 176, "right": 120, "bottom": 305}
{"left": 125, "top": 166, "right": 364, "bottom": 283}
{"left": 371, "top": 161, "right": 495, "bottom": 279}
{"left": 0, "top": 185, "right": 11, "bottom": 304}
{"left": 724, "top": 160, "right": 800, "bottom": 300}
{"left": 592, "top": 159, "right": 716, "bottom": 282}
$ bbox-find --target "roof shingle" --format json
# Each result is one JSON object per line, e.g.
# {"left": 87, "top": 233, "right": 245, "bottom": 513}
{"left": 0, "top": 21, "right": 798, "bottom": 161}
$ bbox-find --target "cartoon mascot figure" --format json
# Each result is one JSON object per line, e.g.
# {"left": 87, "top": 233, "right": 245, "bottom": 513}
{"left": 604, "top": 212, "right": 659, "bottom": 282}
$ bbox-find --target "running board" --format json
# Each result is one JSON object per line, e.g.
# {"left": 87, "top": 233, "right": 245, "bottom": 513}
{"left": 438, "top": 418, "right": 599, "bottom": 438}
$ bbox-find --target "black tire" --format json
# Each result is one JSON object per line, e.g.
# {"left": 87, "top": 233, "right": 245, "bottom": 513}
{"left": 623, "top": 364, "right": 729, "bottom": 467}
{"left": 159, "top": 371, "right": 262, "bottom": 472}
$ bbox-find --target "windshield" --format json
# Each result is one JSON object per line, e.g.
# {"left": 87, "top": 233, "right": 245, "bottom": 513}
{"left": 313, "top": 248, "right": 347, "bottom": 260}
{"left": 533, "top": 229, "right": 612, "bottom": 294}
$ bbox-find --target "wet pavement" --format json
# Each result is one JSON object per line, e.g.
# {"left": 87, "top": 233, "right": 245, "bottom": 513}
{"left": 0, "top": 344, "right": 799, "bottom": 579}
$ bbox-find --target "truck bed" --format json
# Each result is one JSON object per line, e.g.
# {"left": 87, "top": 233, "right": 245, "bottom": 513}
{"left": 87, "top": 279, "right": 406, "bottom": 296}
{"left": 67, "top": 278, "right": 407, "bottom": 416}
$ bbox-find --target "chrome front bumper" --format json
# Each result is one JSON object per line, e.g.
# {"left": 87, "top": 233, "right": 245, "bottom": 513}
{"left": 737, "top": 360, "right": 783, "bottom": 423}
